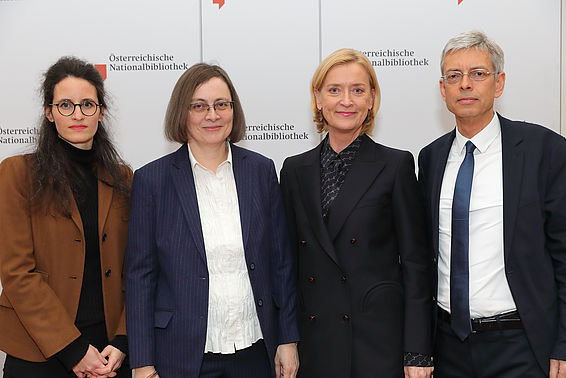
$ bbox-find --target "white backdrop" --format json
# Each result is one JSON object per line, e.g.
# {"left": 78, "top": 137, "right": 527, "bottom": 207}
{"left": 0, "top": 0, "right": 562, "bottom": 374}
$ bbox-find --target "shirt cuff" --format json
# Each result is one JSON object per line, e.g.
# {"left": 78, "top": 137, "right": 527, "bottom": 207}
{"left": 55, "top": 335, "right": 90, "bottom": 371}
{"left": 404, "top": 352, "right": 433, "bottom": 367}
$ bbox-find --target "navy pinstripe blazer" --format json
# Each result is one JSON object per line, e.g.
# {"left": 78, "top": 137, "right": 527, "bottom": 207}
{"left": 125, "top": 143, "right": 299, "bottom": 378}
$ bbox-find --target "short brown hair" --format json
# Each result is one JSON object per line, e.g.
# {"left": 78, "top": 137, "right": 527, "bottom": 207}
{"left": 311, "top": 48, "right": 381, "bottom": 134}
{"left": 164, "top": 63, "right": 246, "bottom": 143}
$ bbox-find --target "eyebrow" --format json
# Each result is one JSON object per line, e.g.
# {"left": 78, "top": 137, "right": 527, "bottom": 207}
{"left": 324, "top": 82, "right": 369, "bottom": 87}
{"left": 54, "top": 97, "right": 97, "bottom": 102}
{"left": 191, "top": 97, "right": 231, "bottom": 102}
{"left": 445, "top": 65, "right": 490, "bottom": 72}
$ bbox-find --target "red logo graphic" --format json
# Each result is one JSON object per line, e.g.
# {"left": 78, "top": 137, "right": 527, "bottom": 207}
{"left": 95, "top": 64, "right": 107, "bottom": 80}
{"left": 458, "top": 0, "right": 463, "bottom": 3}
{"left": 213, "top": 0, "right": 225, "bottom": 9}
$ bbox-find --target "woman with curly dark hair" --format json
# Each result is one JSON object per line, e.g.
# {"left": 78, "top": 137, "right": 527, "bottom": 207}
{"left": 0, "top": 56, "right": 132, "bottom": 378}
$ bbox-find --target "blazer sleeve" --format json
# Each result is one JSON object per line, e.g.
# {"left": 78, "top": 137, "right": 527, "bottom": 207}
{"left": 546, "top": 136, "right": 566, "bottom": 360}
{"left": 267, "top": 161, "right": 299, "bottom": 345}
{"left": 392, "top": 152, "right": 433, "bottom": 355}
{"left": 125, "top": 168, "right": 159, "bottom": 368}
{"left": 0, "top": 156, "right": 81, "bottom": 358}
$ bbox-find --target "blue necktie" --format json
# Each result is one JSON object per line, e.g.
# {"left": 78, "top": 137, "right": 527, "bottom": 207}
{"left": 450, "top": 140, "right": 476, "bottom": 341}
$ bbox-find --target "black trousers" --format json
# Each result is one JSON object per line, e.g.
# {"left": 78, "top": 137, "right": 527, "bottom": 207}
{"left": 434, "top": 315, "right": 545, "bottom": 378}
{"left": 3, "top": 322, "right": 130, "bottom": 378}
{"left": 198, "top": 339, "right": 272, "bottom": 378}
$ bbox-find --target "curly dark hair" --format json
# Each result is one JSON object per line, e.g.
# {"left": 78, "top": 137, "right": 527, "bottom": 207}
{"left": 31, "top": 56, "right": 130, "bottom": 215}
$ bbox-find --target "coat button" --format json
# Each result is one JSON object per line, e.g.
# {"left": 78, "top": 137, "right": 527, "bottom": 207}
{"left": 340, "top": 275, "right": 347, "bottom": 283}
{"left": 102, "top": 233, "right": 107, "bottom": 242}
{"left": 308, "top": 315, "right": 316, "bottom": 322}
{"left": 308, "top": 276, "right": 315, "bottom": 283}
{"left": 350, "top": 238, "right": 357, "bottom": 244}
{"left": 343, "top": 314, "right": 350, "bottom": 322}
{"left": 105, "top": 269, "right": 111, "bottom": 277}
{"left": 300, "top": 240, "right": 307, "bottom": 247}
{"left": 258, "top": 299, "right": 263, "bottom": 307}
{"left": 250, "top": 263, "right": 255, "bottom": 270}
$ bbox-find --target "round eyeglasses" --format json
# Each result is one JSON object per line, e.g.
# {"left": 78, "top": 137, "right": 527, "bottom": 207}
{"left": 189, "top": 101, "right": 234, "bottom": 114}
{"left": 441, "top": 69, "right": 497, "bottom": 85}
{"left": 49, "top": 99, "right": 102, "bottom": 117}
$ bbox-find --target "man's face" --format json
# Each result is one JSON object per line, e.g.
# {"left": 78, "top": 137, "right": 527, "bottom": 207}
{"left": 440, "top": 48, "right": 505, "bottom": 128}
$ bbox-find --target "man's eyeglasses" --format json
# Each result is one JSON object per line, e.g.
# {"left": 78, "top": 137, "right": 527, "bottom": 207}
{"left": 50, "top": 99, "right": 101, "bottom": 116}
{"left": 441, "top": 69, "right": 497, "bottom": 85}
{"left": 189, "top": 101, "right": 234, "bottom": 114}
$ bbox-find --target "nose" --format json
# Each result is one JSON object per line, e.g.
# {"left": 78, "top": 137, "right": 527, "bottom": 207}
{"left": 71, "top": 104, "right": 85, "bottom": 120}
{"left": 204, "top": 106, "right": 221, "bottom": 121}
{"left": 459, "top": 74, "right": 473, "bottom": 90}
{"left": 340, "top": 91, "right": 353, "bottom": 106}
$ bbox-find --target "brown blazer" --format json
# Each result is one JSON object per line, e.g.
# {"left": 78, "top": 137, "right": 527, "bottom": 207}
{"left": 0, "top": 155, "right": 131, "bottom": 362}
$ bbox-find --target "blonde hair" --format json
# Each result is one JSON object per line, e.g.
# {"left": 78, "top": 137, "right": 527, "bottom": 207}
{"left": 311, "top": 48, "right": 381, "bottom": 134}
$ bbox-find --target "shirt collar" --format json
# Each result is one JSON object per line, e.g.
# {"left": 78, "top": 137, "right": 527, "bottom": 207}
{"left": 187, "top": 141, "right": 232, "bottom": 171}
{"left": 454, "top": 113, "right": 501, "bottom": 154}
{"left": 320, "top": 134, "right": 363, "bottom": 167}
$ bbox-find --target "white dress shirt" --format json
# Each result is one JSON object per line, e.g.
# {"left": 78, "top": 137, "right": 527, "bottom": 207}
{"left": 438, "top": 114, "right": 517, "bottom": 318}
{"left": 188, "top": 143, "right": 263, "bottom": 354}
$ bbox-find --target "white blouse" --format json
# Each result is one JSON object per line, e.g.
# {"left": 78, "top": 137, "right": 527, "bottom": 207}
{"left": 188, "top": 143, "right": 263, "bottom": 354}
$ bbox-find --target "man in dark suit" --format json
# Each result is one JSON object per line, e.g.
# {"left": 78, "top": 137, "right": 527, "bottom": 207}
{"left": 418, "top": 30, "right": 566, "bottom": 377}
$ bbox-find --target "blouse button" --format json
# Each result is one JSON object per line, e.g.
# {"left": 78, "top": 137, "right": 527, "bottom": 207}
{"left": 350, "top": 238, "right": 357, "bottom": 244}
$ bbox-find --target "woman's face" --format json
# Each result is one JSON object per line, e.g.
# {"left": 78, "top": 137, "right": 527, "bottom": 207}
{"left": 186, "top": 77, "right": 233, "bottom": 150}
{"left": 314, "top": 62, "right": 375, "bottom": 137}
{"left": 45, "top": 76, "right": 103, "bottom": 150}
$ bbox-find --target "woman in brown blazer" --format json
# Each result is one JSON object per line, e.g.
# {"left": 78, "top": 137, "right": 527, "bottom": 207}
{"left": 0, "top": 57, "right": 132, "bottom": 378}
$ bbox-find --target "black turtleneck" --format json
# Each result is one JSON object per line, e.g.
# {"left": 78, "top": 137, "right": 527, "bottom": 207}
{"left": 55, "top": 139, "right": 127, "bottom": 371}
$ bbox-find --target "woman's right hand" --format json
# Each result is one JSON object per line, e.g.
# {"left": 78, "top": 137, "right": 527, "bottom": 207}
{"left": 72, "top": 344, "right": 108, "bottom": 378}
{"left": 134, "top": 365, "right": 159, "bottom": 378}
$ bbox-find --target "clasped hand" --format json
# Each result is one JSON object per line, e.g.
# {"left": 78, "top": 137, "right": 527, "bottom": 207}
{"left": 73, "top": 344, "right": 125, "bottom": 378}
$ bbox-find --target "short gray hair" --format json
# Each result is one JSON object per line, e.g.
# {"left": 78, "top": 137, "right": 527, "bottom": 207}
{"left": 440, "top": 30, "right": 504, "bottom": 74}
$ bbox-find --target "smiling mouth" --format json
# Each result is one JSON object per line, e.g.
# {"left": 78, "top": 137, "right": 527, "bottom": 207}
{"left": 457, "top": 98, "right": 478, "bottom": 104}
{"left": 337, "top": 112, "right": 356, "bottom": 116}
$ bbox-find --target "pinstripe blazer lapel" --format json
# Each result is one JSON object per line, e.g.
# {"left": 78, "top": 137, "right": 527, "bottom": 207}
{"left": 231, "top": 144, "right": 252, "bottom": 249}
{"left": 171, "top": 144, "right": 207, "bottom": 262}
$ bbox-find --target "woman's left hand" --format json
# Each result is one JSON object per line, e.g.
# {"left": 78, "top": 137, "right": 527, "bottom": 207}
{"left": 404, "top": 366, "right": 434, "bottom": 378}
{"left": 275, "top": 343, "right": 299, "bottom": 378}
{"left": 94, "top": 345, "right": 126, "bottom": 377}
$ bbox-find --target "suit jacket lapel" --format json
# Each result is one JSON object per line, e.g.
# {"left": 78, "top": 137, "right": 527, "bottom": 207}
{"left": 231, "top": 144, "right": 252, "bottom": 248}
{"left": 500, "top": 115, "right": 524, "bottom": 264}
{"left": 97, "top": 169, "right": 113, "bottom": 236}
{"left": 326, "top": 135, "right": 385, "bottom": 241}
{"left": 297, "top": 143, "right": 340, "bottom": 267}
{"left": 431, "top": 131, "right": 455, "bottom": 256}
{"left": 171, "top": 144, "right": 207, "bottom": 262}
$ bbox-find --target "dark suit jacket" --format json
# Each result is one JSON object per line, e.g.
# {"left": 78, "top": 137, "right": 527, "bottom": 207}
{"left": 125, "top": 143, "right": 299, "bottom": 378}
{"left": 418, "top": 114, "right": 566, "bottom": 372}
{"left": 280, "top": 134, "right": 433, "bottom": 378}
{"left": 0, "top": 155, "right": 130, "bottom": 361}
